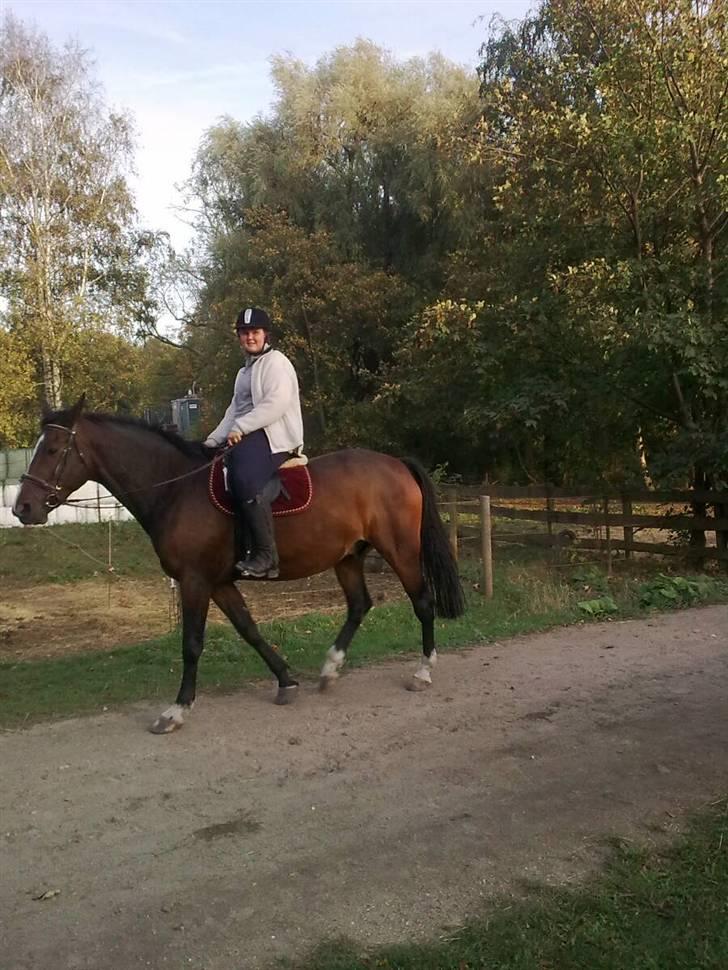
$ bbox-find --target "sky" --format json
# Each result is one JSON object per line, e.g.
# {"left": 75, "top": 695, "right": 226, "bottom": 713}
{"left": 3, "top": 0, "right": 533, "bottom": 250}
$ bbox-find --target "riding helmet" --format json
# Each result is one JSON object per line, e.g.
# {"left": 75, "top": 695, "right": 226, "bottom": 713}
{"left": 235, "top": 307, "right": 271, "bottom": 331}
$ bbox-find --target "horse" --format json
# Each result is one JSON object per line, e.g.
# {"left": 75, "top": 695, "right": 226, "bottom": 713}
{"left": 12, "top": 396, "right": 465, "bottom": 733}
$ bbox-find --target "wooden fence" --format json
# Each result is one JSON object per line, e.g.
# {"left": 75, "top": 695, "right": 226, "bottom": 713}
{"left": 440, "top": 484, "right": 728, "bottom": 599}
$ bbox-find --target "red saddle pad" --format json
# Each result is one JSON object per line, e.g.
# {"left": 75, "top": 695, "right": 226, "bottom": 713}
{"left": 209, "top": 460, "right": 312, "bottom": 518}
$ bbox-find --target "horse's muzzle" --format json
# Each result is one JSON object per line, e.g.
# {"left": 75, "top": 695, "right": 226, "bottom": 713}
{"left": 12, "top": 498, "right": 48, "bottom": 526}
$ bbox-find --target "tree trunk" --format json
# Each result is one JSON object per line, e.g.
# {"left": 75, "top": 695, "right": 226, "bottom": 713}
{"left": 636, "top": 428, "right": 653, "bottom": 488}
{"left": 41, "top": 343, "right": 62, "bottom": 409}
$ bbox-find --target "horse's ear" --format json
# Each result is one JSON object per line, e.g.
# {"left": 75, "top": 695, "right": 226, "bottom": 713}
{"left": 70, "top": 393, "right": 86, "bottom": 422}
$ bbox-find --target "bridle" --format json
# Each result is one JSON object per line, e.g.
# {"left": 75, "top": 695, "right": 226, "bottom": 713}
{"left": 19, "top": 421, "right": 230, "bottom": 510}
{"left": 19, "top": 423, "right": 88, "bottom": 510}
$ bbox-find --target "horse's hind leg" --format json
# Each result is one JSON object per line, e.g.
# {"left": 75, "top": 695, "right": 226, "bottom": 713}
{"left": 375, "top": 534, "right": 436, "bottom": 691}
{"left": 213, "top": 582, "right": 299, "bottom": 705}
{"left": 407, "top": 580, "right": 436, "bottom": 691}
{"left": 320, "top": 547, "right": 373, "bottom": 690}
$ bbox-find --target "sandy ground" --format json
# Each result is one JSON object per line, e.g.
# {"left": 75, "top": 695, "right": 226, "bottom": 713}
{"left": 1, "top": 605, "right": 727, "bottom": 970}
{"left": 0, "top": 566, "right": 400, "bottom": 662}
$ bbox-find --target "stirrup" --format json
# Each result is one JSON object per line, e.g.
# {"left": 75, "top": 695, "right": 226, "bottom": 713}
{"left": 235, "top": 557, "right": 279, "bottom": 579}
{"left": 238, "top": 565, "right": 280, "bottom": 579}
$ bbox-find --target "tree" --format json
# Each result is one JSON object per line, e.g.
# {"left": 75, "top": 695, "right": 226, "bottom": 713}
{"left": 186, "top": 42, "right": 480, "bottom": 288}
{"left": 187, "top": 207, "right": 413, "bottom": 449}
{"left": 181, "top": 43, "right": 483, "bottom": 453}
{"left": 0, "top": 327, "right": 35, "bottom": 447}
{"left": 463, "top": 0, "right": 728, "bottom": 485}
{"left": 0, "top": 14, "right": 155, "bottom": 413}
{"left": 175, "top": 16, "right": 727, "bottom": 485}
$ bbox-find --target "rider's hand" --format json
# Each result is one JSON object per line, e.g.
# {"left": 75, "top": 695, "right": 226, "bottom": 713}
{"left": 227, "top": 430, "right": 243, "bottom": 446}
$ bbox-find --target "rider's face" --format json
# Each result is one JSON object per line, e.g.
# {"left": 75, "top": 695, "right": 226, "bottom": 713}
{"left": 239, "top": 328, "right": 266, "bottom": 354}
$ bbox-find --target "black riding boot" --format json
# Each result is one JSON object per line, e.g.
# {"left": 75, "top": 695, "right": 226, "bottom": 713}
{"left": 236, "top": 496, "right": 279, "bottom": 579}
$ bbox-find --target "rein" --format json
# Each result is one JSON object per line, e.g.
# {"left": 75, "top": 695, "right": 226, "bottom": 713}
{"left": 20, "top": 422, "right": 230, "bottom": 510}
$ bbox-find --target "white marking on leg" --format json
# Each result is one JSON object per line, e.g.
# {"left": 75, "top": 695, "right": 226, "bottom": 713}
{"left": 413, "top": 649, "right": 437, "bottom": 684}
{"left": 321, "top": 646, "right": 346, "bottom": 680}
{"left": 160, "top": 703, "right": 186, "bottom": 725}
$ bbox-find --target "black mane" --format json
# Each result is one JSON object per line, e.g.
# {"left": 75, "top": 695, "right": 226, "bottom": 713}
{"left": 42, "top": 408, "right": 210, "bottom": 461}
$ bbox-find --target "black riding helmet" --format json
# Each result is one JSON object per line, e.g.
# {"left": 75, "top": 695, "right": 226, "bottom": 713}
{"left": 235, "top": 306, "right": 271, "bottom": 331}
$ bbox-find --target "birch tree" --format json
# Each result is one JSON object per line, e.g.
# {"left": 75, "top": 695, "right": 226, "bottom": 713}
{"left": 0, "top": 14, "right": 152, "bottom": 410}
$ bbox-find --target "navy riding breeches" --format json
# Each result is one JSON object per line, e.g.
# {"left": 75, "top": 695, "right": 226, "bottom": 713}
{"left": 225, "top": 429, "right": 289, "bottom": 502}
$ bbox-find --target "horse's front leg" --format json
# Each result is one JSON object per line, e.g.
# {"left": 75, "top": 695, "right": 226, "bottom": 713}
{"left": 213, "top": 582, "right": 299, "bottom": 704}
{"left": 150, "top": 577, "right": 210, "bottom": 734}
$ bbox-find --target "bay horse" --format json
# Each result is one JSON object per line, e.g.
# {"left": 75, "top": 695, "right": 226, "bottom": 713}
{"left": 13, "top": 396, "right": 465, "bottom": 733}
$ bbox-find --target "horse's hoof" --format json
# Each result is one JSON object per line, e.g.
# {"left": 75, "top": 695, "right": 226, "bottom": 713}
{"left": 319, "top": 648, "right": 346, "bottom": 690}
{"left": 149, "top": 715, "right": 183, "bottom": 734}
{"left": 407, "top": 676, "right": 432, "bottom": 692}
{"left": 275, "top": 684, "right": 298, "bottom": 705}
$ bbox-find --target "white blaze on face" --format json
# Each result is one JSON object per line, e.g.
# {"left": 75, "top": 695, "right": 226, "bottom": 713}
{"left": 30, "top": 433, "right": 45, "bottom": 461}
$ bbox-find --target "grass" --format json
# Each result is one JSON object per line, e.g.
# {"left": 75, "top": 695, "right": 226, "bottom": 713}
{"left": 0, "top": 573, "right": 576, "bottom": 728}
{"left": 0, "top": 519, "right": 156, "bottom": 584}
{"left": 2, "top": 552, "right": 728, "bottom": 729}
{"left": 279, "top": 800, "right": 728, "bottom": 970}
{"left": 3, "top": 520, "right": 728, "bottom": 728}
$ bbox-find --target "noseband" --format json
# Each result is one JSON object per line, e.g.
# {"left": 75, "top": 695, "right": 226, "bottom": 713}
{"left": 19, "top": 423, "right": 88, "bottom": 510}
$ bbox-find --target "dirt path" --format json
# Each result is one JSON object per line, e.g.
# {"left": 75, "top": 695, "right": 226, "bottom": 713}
{"left": 2, "top": 606, "right": 727, "bottom": 970}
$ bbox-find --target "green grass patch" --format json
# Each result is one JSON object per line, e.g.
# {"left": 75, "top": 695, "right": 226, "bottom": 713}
{"left": 3, "top": 556, "right": 728, "bottom": 730}
{"left": 0, "top": 572, "right": 579, "bottom": 728}
{"left": 3, "top": 521, "right": 728, "bottom": 729}
{"left": 1, "top": 520, "right": 157, "bottom": 585}
{"left": 282, "top": 801, "right": 728, "bottom": 970}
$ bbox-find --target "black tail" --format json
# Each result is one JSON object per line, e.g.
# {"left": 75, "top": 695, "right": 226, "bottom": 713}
{"left": 402, "top": 458, "right": 465, "bottom": 619}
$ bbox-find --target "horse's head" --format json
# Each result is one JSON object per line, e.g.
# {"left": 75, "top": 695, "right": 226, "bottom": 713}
{"left": 13, "top": 395, "right": 90, "bottom": 525}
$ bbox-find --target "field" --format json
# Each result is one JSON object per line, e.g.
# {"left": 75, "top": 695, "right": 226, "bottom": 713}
{"left": 2, "top": 515, "right": 725, "bottom": 663}
{"left": 3, "top": 517, "right": 728, "bottom": 729}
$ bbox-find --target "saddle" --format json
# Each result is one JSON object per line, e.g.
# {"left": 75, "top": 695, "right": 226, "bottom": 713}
{"left": 208, "top": 455, "right": 313, "bottom": 518}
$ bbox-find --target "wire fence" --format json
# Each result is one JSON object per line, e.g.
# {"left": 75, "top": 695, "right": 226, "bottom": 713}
{"left": 1, "top": 481, "right": 131, "bottom": 527}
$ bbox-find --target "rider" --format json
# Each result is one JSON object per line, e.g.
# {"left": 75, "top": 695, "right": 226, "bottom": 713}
{"left": 203, "top": 307, "right": 304, "bottom": 578}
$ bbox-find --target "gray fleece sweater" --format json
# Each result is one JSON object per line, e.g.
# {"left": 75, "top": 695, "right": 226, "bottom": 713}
{"left": 204, "top": 350, "right": 304, "bottom": 454}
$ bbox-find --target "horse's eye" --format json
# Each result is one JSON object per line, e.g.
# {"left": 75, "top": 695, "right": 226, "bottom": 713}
{"left": 47, "top": 447, "right": 58, "bottom": 456}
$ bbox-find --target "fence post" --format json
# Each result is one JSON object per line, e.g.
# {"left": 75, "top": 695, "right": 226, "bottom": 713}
{"left": 107, "top": 520, "right": 113, "bottom": 608}
{"left": 446, "top": 490, "right": 458, "bottom": 560}
{"left": 480, "top": 494, "right": 493, "bottom": 599}
{"left": 169, "top": 578, "right": 181, "bottom": 628}
{"left": 715, "top": 498, "right": 728, "bottom": 573}
{"left": 604, "top": 496, "right": 612, "bottom": 577}
{"left": 545, "top": 485, "right": 554, "bottom": 538}
{"left": 622, "top": 493, "right": 633, "bottom": 560}
{"left": 689, "top": 481, "right": 708, "bottom": 567}
{"left": 545, "top": 484, "right": 556, "bottom": 560}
